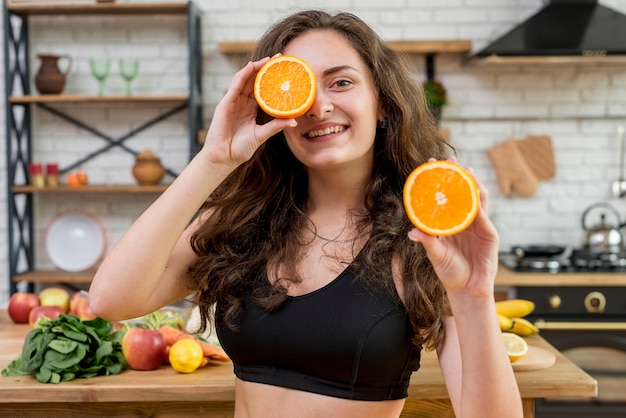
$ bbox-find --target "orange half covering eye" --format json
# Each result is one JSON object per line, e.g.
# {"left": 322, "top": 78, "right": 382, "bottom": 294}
{"left": 254, "top": 55, "right": 316, "bottom": 119}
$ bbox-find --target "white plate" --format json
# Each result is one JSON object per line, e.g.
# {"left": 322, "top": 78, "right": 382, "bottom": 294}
{"left": 45, "top": 210, "right": 106, "bottom": 272}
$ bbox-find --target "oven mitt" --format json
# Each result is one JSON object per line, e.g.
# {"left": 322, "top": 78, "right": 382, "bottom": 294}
{"left": 516, "top": 135, "right": 555, "bottom": 180}
{"left": 487, "top": 138, "right": 539, "bottom": 197}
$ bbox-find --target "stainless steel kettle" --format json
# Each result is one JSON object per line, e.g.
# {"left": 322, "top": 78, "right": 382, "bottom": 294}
{"left": 581, "top": 202, "right": 623, "bottom": 253}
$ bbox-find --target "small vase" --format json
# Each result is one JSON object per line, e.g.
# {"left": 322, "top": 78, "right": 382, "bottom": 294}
{"left": 132, "top": 149, "right": 165, "bottom": 186}
{"left": 35, "top": 54, "right": 72, "bottom": 95}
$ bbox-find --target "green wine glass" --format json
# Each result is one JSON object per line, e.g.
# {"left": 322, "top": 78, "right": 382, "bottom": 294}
{"left": 119, "top": 58, "right": 139, "bottom": 96}
{"left": 89, "top": 58, "right": 110, "bottom": 96}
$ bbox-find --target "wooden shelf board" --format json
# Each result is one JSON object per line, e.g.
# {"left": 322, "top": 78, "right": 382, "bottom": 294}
{"left": 219, "top": 40, "right": 472, "bottom": 55}
{"left": 387, "top": 40, "right": 472, "bottom": 54}
{"left": 12, "top": 185, "right": 168, "bottom": 193}
{"left": 218, "top": 41, "right": 257, "bottom": 55}
{"left": 9, "top": 94, "right": 188, "bottom": 104}
{"left": 6, "top": 2, "right": 188, "bottom": 15}
{"left": 469, "top": 55, "right": 626, "bottom": 65}
{"left": 14, "top": 270, "right": 95, "bottom": 284}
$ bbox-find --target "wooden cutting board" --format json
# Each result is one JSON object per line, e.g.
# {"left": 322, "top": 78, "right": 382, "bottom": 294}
{"left": 512, "top": 346, "right": 556, "bottom": 371}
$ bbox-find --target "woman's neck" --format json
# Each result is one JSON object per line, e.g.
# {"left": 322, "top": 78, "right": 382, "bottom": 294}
{"left": 307, "top": 156, "right": 372, "bottom": 211}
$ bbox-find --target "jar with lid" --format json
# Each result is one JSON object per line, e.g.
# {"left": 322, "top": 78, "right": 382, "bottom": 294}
{"left": 28, "top": 163, "right": 45, "bottom": 187}
{"left": 45, "top": 163, "right": 59, "bottom": 187}
{"left": 132, "top": 149, "right": 165, "bottom": 186}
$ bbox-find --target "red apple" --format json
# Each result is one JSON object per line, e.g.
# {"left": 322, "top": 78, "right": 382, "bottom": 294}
{"left": 69, "top": 292, "right": 96, "bottom": 321}
{"left": 28, "top": 305, "right": 64, "bottom": 328}
{"left": 8, "top": 292, "right": 40, "bottom": 323}
{"left": 122, "top": 327, "right": 167, "bottom": 371}
{"left": 69, "top": 292, "right": 82, "bottom": 315}
{"left": 39, "top": 287, "right": 70, "bottom": 313}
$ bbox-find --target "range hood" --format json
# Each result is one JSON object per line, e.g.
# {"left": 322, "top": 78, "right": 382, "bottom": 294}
{"left": 474, "top": 0, "right": 626, "bottom": 63}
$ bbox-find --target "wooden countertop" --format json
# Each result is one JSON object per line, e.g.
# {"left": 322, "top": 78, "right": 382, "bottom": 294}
{"left": 495, "top": 264, "right": 626, "bottom": 287}
{"left": 0, "top": 311, "right": 596, "bottom": 416}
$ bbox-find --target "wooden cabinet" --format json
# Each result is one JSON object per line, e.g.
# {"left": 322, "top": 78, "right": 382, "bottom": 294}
{"left": 2, "top": 1, "right": 203, "bottom": 292}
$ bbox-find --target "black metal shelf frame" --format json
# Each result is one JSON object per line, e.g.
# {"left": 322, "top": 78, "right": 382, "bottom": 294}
{"left": 3, "top": 1, "right": 203, "bottom": 294}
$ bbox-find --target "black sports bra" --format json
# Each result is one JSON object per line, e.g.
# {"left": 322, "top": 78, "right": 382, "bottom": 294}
{"left": 215, "top": 260, "right": 421, "bottom": 401}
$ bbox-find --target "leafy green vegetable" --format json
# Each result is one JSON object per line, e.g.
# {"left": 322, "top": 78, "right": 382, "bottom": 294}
{"left": 140, "top": 309, "right": 185, "bottom": 330}
{"left": 1, "top": 314, "right": 127, "bottom": 383}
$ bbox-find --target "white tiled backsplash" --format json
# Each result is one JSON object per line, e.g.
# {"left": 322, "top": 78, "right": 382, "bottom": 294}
{"left": 2, "top": 0, "right": 626, "bottom": 306}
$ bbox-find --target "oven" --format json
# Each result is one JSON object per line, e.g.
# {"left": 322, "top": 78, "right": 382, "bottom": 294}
{"left": 501, "top": 247, "right": 626, "bottom": 418}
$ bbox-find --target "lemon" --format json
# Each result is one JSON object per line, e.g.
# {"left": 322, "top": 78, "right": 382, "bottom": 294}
{"left": 169, "top": 339, "right": 204, "bottom": 373}
{"left": 502, "top": 332, "right": 528, "bottom": 362}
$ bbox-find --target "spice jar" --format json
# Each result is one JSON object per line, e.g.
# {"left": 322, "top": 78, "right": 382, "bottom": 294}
{"left": 45, "top": 163, "right": 59, "bottom": 188}
{"left": 28, "top": 163, "right": 45, "bottom": 187}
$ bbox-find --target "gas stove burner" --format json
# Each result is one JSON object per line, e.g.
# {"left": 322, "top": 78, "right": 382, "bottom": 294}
{"left": 570, "top": 249, "right": 626, "bottom": 270}
{"left": 517, "top": 256, "right": 562, "bottom": 272}
{"left": 501, "top": 245, "right": 626, "bottom": 273}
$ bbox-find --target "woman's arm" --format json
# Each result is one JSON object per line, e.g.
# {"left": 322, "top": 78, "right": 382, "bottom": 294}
{"left": 437, "top": 298, "right": 522, "bottom": 418}
{"left": 88, "top": 158, "right": 231, "bottom": 320}
{"left": 89, "top": 58, "right": 296, "bottom": 321}
{"left": 410, "top": 161, "right": 523, "bottom": 418}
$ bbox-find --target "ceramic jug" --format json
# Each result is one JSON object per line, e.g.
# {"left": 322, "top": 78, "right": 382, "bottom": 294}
{"left": 34, "top": 54, "right": 72, "bottom": 95}
{"left": 132, "top": 149, "right": 165, "bottom": 186}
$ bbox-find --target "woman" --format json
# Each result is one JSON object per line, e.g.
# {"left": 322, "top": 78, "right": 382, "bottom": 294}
{"left": 89, "top": 10, "right": 522, "bottom": 418}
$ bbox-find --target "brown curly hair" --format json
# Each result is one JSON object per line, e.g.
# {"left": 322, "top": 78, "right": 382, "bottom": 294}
{"left": 188, "top": 10, "right": 453, "bottom": 350}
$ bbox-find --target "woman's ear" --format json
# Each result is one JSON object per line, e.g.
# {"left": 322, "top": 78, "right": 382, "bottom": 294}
{"left": 377, "top": 103, "right": 387, "bottom": 124}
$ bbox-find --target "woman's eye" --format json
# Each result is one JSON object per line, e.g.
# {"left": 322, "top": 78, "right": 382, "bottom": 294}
{"left": 333, "top": 79, "right": 352, "bottom": 88}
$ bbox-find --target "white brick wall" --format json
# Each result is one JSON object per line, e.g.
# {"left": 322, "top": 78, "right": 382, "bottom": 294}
{"left": 2, "top": 0, "right": 626, "bottom": 306}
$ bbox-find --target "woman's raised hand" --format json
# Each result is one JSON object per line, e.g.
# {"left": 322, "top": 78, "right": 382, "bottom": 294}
{"left": 408, "top": 161, "right": 500, "bottom": 297}
{"left": 200, "top": 58, "right": 297, "bottom": 168}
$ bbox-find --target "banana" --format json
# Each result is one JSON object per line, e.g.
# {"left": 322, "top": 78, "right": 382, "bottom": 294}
{"left": 510, "top": 317, "right": 539, "bottom": 336}
{"left": 497, "top": 314, "right": 539, "bottom": 336}
{"left": 497, "top": 313, "right": 514, "bottom": 331}
{"left": 495, "top": 299, "right": 535, "bottom": 318}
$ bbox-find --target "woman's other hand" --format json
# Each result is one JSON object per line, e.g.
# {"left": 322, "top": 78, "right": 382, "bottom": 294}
{"left": 408, "top": 160, "right": 499, "bottom": 297}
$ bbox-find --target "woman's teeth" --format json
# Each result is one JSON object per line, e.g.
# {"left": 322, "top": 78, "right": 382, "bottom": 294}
{"left": 307, "top": 126, "right": 345, "bottom": 138}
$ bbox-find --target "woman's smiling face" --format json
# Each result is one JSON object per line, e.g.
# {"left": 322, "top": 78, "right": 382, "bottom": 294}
{"left": 281, "top": 29, "right": 382, "bottom": 170}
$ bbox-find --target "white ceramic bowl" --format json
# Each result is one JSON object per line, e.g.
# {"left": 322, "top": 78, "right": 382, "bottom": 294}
{"left": 45, "top": 210, "right": 106, "bottom": 272}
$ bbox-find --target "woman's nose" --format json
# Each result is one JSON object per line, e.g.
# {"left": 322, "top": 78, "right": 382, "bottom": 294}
{"left": 306, "top": 88, "right": 333, "bottom": 118}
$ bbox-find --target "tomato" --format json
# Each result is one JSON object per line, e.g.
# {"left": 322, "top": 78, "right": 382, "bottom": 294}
{"left": 168, "top": 339, "right": 204, "bottom": 373}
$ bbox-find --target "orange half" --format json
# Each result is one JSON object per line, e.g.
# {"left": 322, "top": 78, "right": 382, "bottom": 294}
{"left": 403, "top": 160, "right": 480, "bottom": 236}
{"left": 254, "top": 55, "right": 316, "bottom": 119}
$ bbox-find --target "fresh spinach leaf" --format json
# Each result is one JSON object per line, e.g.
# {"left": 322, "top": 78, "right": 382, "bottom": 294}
{"left": 2, "top": 314, "right": 127, "bottom": 384}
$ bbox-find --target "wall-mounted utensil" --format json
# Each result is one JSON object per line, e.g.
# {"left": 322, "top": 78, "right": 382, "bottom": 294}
{"left": 611, "top": 125, "right": 626, "bottom": 198}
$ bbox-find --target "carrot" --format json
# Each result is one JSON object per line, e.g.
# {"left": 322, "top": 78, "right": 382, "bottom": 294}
{"left": 196, "top": 339, "right": 230, "bottom": 362}
{"left": 159, "top": 325, "right": 193, "bottom": 345}
{"left": 199, "top": 356, "right": 210, "bottom": 368}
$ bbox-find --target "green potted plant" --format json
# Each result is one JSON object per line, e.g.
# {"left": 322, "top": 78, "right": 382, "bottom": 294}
{"left": 423, "top": 79, "right": 447, "bottom": 122}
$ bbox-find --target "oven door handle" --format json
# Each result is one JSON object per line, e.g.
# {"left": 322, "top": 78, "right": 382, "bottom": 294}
{"left": 534, "top": 319, "right": 626, "bottom": 331}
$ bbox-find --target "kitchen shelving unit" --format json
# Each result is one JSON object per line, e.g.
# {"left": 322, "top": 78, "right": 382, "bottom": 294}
{"left": 3, "top": 1, "right": 203, "bottom": 294}
{"left": 219, "top": 39, "right": 473, "bottom": 80}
